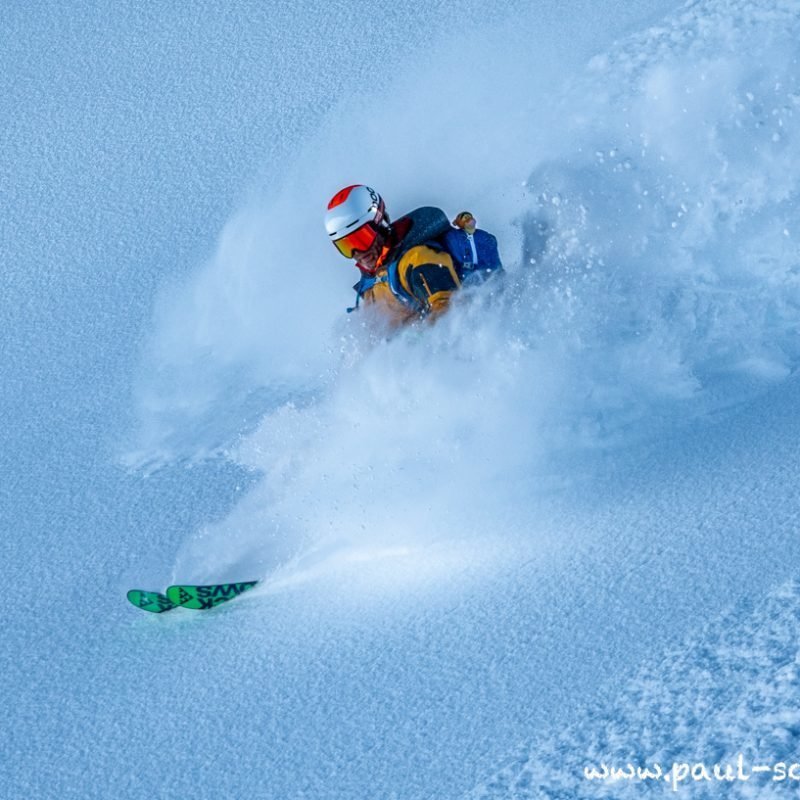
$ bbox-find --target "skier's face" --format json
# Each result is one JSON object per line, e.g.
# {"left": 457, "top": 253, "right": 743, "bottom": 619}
{"left": 353, "top": 234, "right": 384, "bottom": 273}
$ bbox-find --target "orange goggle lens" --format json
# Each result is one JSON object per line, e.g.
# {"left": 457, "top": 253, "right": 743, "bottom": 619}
{"left": 332, "top": 223, "right": 380, "bottom": 259}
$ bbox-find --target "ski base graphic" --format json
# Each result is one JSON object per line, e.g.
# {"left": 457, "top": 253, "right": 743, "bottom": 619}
{"left": 166, "top": 581, "right": 259, "bottom": 610}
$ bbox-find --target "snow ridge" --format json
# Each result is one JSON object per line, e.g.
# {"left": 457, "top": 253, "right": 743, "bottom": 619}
{"left": 468, "top": 579, "right": 800, "bottom": 799}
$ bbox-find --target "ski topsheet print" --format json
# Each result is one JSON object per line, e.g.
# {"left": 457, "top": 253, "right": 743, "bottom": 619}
{"left": 166, "top": 581, "right": 259, "bottom": 609}
{"left": 127, "top": 582, "right": 258, "bottom": 613}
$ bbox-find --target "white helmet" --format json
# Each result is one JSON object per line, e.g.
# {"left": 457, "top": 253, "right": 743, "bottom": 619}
{"left": 325, "top": 185, "right": 389, "bottom": 258}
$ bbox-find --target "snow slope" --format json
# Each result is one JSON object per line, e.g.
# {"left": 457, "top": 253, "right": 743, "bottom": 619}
{"left": 5, "top": 0, "right": 800, "bottom": 798}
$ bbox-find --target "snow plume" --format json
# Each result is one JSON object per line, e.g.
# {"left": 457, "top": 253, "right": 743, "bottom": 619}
{"left": 171, "top": 295, "right": 567, "bottom": 584}
{"left": 136, "top": 0, "right": 800, "bottom": 585}
{"left": 125, "top": 196, "right": 347, "bottom": 469}
{"left": 517, "top": 0, "right": 800, "bottom": 435}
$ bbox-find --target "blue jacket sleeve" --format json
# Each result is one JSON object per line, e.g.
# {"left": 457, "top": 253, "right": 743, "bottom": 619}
{"left": 442, "top": 228, "right": 467, "bottom": 268}
{"left": 476, "top": 231, "right": 502, "bottom": 270}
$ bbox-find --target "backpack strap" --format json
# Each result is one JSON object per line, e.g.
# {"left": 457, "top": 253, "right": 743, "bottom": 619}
{"left": 347, "top": 272, "right": 389, "bottom": 313}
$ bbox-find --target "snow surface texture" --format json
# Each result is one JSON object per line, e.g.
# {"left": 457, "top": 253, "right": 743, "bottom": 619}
{"left": 470, "top": 579, "right": 800, "bottom": 799}
{"left": 5, "top": 0, "right": 800, "bottom": 797}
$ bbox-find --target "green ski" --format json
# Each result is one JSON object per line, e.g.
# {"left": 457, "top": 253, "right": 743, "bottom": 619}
{"left": 166, "top": 581, "right": 259, "bottom": 610}
{"left": 127, "top": 589, "right": 178, "bottom": 614}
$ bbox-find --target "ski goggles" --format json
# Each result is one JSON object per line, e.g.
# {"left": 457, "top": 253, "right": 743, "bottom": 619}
{"left": 332, "top": 221, "right": 383, "bottom": 259}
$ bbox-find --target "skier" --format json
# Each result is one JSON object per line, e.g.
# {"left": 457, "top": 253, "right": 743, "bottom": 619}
{"left": 325, "top": 185, "right": 461, "bottom": 326}
{"left": 442, "top": 211, "right": 503, "bottom": 285}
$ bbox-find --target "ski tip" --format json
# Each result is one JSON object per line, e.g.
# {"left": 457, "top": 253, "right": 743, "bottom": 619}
{"left": 126, "top": 589, "right": 178, "bottom": 614}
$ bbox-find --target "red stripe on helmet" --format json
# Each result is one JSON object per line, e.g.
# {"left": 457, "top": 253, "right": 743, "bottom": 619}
{"left": 327, "top": 184, "right": 361, "bottom": 210}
